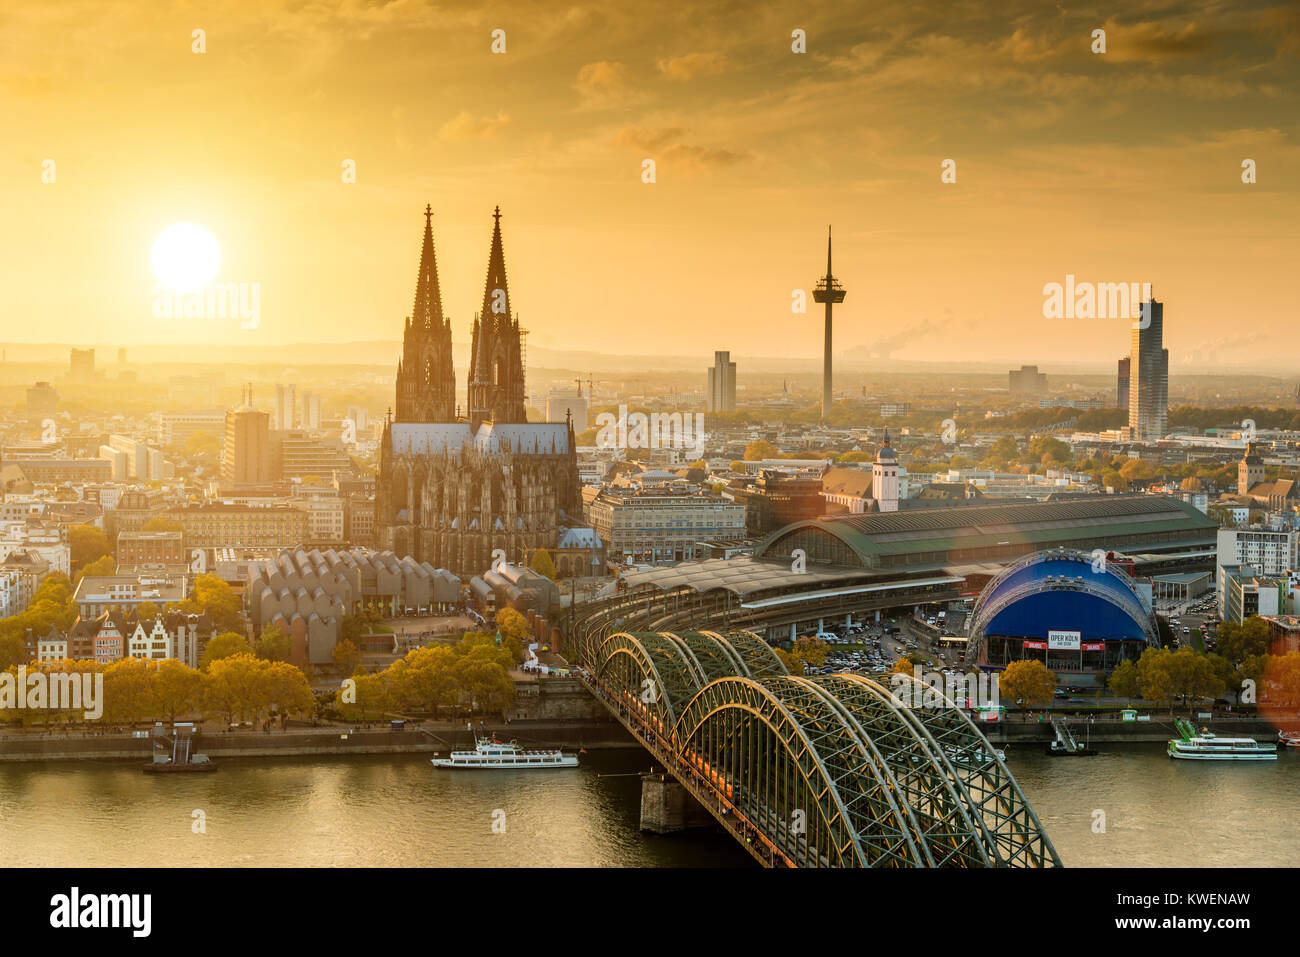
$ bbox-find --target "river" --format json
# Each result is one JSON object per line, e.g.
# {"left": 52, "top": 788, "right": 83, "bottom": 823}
{"left": 1, "top": 744, "right": 1294, "bottom": 867}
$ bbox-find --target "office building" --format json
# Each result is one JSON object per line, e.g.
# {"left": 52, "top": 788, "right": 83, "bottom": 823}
{"left": 546, "top": 388, "right": 589, "bottom": 432}
{"left": 163, "top": 502, "right": 308, "bottom": 549}
{"left": 26, "top": 381, "right": 58, "bottom": 424}
{"left": 1219, "top": 565, "right": 1287, "bottom": 624}
{"left": 68, "top": 348, "right": 94, "bottom": 382}
{"left": 1008, "top": 365, "right": 1048, "bottom": 395}
{"left": 706, "top": 350, "right": 737, "bottom": 415}
{"left": 725, "top": 470, "right": 825, "bottom": 536}
{"left": 158, "top": 410, "right": 227, "bottom": 447}
{"left": 301, "top": 391, "right": 321, "bottom": 430}
{"left": 1217, "top": 526, "right": 1299, "bottom": 578}
{"left": 275, "top": 384, "right": 297, "bottom": 431}
{"left": 1127, "top": 294, "right": 1169, "bottom": 442}
{"left": 222, "top": 391, "right": 272, "bottom": 485}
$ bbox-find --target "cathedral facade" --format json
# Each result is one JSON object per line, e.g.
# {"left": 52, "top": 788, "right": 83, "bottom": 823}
{"left": 374, "top": 206, "right": 582, "bottom": 580}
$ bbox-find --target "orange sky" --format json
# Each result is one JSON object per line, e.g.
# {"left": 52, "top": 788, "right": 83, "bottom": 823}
{"left": 1, "top": 0, "right": 1297, "bottom": 367}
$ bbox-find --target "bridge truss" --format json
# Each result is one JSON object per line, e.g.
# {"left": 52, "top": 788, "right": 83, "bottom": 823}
{"left": 577, "top": 627, "right": 1060, "bottom": 869}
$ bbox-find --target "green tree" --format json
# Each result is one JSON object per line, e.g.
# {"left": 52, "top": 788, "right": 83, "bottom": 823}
{"left": 1107, "top": 659, "right": 1141, "bottom": 699}
{"left": 200, "top": 632, "right": 254, "bottom": 670}
{"left": 1217, "top": 617, "right": 1271, "bottom": 664}
{"left": 1137, "top": 647, "right": 1224, "bottom": 714}
{"left": 495, "top": 607, "right": 530, "bottom": 662}
{"left": 261, "top": 660, "right": 315, "bottom": 720}
{"left": 1029, "top": 435, "right": 1071, "bottom": 466}
{"left": 744, "top": 440, "right": 777, "bottom": 461}
{"left": 254, "top": 622, "right": 292, "bottom": 662}
{"left": 75, "top": 554, "right": 117, "bottom": 584}
{"left": 66, "top": 525, "right": 111, "bottom": 574}
{"left": 178, "top": 574, "right": 243, "bottom": 632}
{"left": 102, "top": 657, "right": 155, "bottom": 725}
{"left": 332, "top": 639, "right": 362, "bottom": 676}
{"left": 528, "top": 548, "right": 558, "bottom": 580}
{"left": 455, "top": 644, "right": 517, "bottom": 714}
{"left": 154, "top": 659, "right": 204, "bottom": 723}
{"left": 987, "top": 435, "right": 1020, "bottom": 462}
{"left": 202, "top": 654, "right": 264, "bottom": 724}
{"left": 0, "top": 634, "right": 26, "bottom": 671}
{"left": 402, "top": 645, "right": 461, "bottom": 717}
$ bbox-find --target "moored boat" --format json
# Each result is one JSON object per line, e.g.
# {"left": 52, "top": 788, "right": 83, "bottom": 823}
{"left": 1169, "top": 719, "right": 1276, "bottom": 761}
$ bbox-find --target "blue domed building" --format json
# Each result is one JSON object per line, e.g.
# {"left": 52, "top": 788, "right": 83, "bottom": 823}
{"left": 965, "top": 548, "right": 1159, "bottom": 687}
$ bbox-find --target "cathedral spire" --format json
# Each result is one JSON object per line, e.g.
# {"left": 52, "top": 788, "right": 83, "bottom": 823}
{"left": 467, "top": 206, "right": 526, "bottom": 430}
{"left": 395, "top": 204, "right": 456, "bottom": 423}
{"left": 412, "top": 203, "right": 446, "bottom": 330}
{"left": 479, "top": 205, "right": 511, "bottom": 322}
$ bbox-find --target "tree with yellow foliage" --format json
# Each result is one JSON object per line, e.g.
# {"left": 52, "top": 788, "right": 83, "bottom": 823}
{"left": 998, "top": 659, "right": 1057, "bottom": 708}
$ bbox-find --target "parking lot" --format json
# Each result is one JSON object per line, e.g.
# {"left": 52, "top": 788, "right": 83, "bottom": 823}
{"left": 798, "top": 614, "right": 962, "bottom": 676}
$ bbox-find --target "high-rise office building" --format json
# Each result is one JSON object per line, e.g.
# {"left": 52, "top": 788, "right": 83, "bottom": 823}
{"left": 1127, "top": 295, "right": 1168, "bottom": 442}
{"left": 25, "top": 381, "right": 58, "bottom": 423}
{"left": 706, "top": 350, "right": 736, "bottom": 414}
{"left": 1008, "top": 365, "right": 1047, "bottom": 395}
{"left": 302, "top": 392, "right": 321, "bottom": 430}
{"left": 222, "top": 388, "right": 272, "bottom": 484}
{"left": 545, "top": 388, "right": 589, "bottom": 431}
{"left": 275, "top": 384, "right": 296, "bottom": 431}
{"left": 1116, "top": 357, "right": 1130, "bottom": 410}
{"left": 68, "top": 348, "right": 94, "bottom": 382}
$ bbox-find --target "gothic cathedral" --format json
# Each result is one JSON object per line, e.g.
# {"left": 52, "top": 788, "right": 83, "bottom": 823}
{"left": 374, "top": 206, "right": 582, "bottom": 580}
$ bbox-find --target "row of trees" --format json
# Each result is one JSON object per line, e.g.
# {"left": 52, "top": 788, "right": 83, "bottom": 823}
{"left": 2, "top": 655, "right": 314, "bottom": 728}
{"left": 337, "top": 607, "right": 532, "bottom": 719}
{"left": 0, "top": 574, "right": 77, "bottom": 669}
{"left": 342, "top": 634, "right": 518, "bottom": 719}
{"left": 1105, "top": 646, "right": 1285, "bottom": 713}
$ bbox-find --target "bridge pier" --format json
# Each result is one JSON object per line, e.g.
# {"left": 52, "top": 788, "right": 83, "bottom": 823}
{"left": 639, "top": 774, "right": 714, "bottom": 834}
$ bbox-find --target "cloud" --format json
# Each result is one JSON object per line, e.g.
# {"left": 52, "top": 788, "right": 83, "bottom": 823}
{"left": 574, "top": 60, "right": 645, "bottom": 111}
{"left": 655, "top": 52, "right": 728, "bottom": 81}
{"left": 614, "top": 125, "right": 688, "bottom": 152}
{"left": 1096, "top": 18, "right": 1219, "bottom": 63}
{"left": 438, "top": 110, "right": 510, "bottom": 141}
{"left": 613, "top": 125, "right": 748, "bottom": 174}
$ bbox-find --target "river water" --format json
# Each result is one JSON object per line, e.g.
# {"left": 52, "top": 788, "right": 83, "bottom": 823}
{"left": 1, "top": 745, "right": 1294, "bottom": 867}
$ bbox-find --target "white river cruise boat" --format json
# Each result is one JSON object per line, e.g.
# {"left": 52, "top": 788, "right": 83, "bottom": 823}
{"left": 1168, "top": 719, "right": 1276, "bottom": 761}
{"left": 431, "top": 736, "right": 579, "bottom": 769}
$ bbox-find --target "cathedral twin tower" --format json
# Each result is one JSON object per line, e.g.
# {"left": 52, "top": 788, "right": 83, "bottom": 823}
{"left": 376, "top": 205, "right": 581, "bottom": 580}
{"left": 395, "top": 204, "right": 526, "bottom": 428}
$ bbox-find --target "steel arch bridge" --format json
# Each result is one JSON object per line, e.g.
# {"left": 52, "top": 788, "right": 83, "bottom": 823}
{"left": 578, "top": 628, "right": 1060, "bottom": 868}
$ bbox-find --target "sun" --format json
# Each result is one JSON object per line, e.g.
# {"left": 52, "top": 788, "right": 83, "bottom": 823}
{"left": 151, "top": 222, "right": 221, "bottom": 294}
